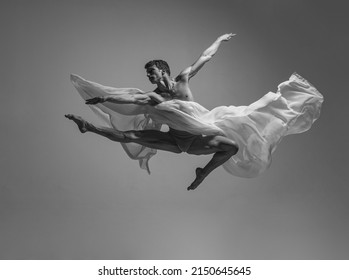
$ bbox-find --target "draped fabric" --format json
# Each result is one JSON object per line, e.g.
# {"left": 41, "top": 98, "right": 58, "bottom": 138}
{"left": 70, "top": 74, "right": 160, "bottom": 173}
{"left": 70, "top": 73, "right": 323, "bottom": 178}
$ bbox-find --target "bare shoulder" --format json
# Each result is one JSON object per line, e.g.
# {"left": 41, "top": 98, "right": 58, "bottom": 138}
{"left": 175, "top": 67, "right": 191, "bottom": 82}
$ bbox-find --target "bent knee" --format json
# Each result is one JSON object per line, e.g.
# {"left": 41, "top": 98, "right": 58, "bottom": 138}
{"left": 209, "top": 137, "right": 238, "bottom": 152}
{"left": 220, "top": 142, "right": 238, "bottom": 154}
{"left": 211, "top": 137, "right": 238, "bottom": 153}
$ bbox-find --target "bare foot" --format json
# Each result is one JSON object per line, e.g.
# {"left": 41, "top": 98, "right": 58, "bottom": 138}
{"left": 187, "top": 167, "right": 205, "bottom": 191}
{"left": 65, "top": 114, "right": 90, "bottom": 133}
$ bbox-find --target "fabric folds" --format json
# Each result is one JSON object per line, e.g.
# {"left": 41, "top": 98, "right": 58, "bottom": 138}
{"left": 70, "top": 73, "right": 323, "bottom": 178}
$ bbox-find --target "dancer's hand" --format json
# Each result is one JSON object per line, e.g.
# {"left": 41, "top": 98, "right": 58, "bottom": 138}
{"left": 85, "top": 97, "right": 106, "bottom": 105}
{"left": 218, "top": 33, "right": 236, "bottom": 42}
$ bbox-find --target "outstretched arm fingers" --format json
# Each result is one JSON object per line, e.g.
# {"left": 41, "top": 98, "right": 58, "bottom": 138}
{"left": 177, "top": 33, "right": 236, "bottom": 80}
{"left": 218, "top": 33, "right": 236, "bottom": 41}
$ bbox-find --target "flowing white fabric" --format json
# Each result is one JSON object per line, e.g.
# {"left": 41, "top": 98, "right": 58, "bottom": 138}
{"left": 70, "top": 74, "right": 160, "bottom": 173}
{"left": 70, "top": 73, "right": 323, "bottom": 178}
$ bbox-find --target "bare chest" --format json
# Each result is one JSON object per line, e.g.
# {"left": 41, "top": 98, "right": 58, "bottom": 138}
{"left": 162, "top": 82, "right": 194, "bottom": 101}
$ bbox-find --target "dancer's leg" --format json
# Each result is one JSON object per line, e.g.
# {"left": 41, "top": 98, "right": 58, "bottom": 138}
{"left": 65, "top": 114, "right": 181, "bottom": 153}
{"left": 66, "top": 114, "right": 238, "bottom": 190}
{"left": 187, "top": 135, "right": 238, "bottom": 190}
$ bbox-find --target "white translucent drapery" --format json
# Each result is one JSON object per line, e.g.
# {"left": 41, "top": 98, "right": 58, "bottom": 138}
{"left": 71, "top": 73, "right": 323, "bottom": 178}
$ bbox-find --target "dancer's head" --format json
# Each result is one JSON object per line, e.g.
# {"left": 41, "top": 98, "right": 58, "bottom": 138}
{"left": 145, "top": 59, "right": 171, "bottom": 84}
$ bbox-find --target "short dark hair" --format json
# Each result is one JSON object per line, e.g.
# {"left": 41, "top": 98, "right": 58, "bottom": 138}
{"left": 144, "top": 59, "right": 171, "bottom": 76}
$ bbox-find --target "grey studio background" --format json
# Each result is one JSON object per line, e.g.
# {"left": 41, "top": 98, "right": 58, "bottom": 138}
{"left": 1, "top": 0, "right": 348, "bottom": 259}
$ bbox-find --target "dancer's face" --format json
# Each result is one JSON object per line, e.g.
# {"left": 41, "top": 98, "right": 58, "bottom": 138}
{"left": 146, "top": 65, "right": 164, "bottom": 84}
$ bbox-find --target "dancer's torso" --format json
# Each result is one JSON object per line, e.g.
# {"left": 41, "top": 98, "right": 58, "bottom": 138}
{"left": 155, "top": 79, "right": 194, "bottom": 102}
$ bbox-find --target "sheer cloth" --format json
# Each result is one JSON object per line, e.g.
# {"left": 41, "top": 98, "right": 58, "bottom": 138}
{"left": 70, "top": 73, "right": 323, "bottom": 178}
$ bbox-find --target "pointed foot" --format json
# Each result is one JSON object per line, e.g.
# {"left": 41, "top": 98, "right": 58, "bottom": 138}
{"left": 187, "top": 167, "right": 204, "bottom": 191}
{"left": 65, "top": 114, "right": 89, "bottom": 133}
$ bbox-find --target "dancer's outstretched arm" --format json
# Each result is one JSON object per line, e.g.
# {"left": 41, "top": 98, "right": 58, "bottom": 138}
{"left": 176, "top": 33, "right": 236, "bottom": 81}
{"left": 85, "top": 91, "right": 165, "bottom": 106}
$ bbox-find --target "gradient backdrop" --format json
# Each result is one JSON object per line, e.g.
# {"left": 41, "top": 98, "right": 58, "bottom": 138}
{"left": 1, "top": 0, "right": 348, "bottom": 259}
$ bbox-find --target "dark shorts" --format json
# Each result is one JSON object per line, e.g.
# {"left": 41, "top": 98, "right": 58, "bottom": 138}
{"left": 168, "top": 128, "right": 199, "bottom": 153}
